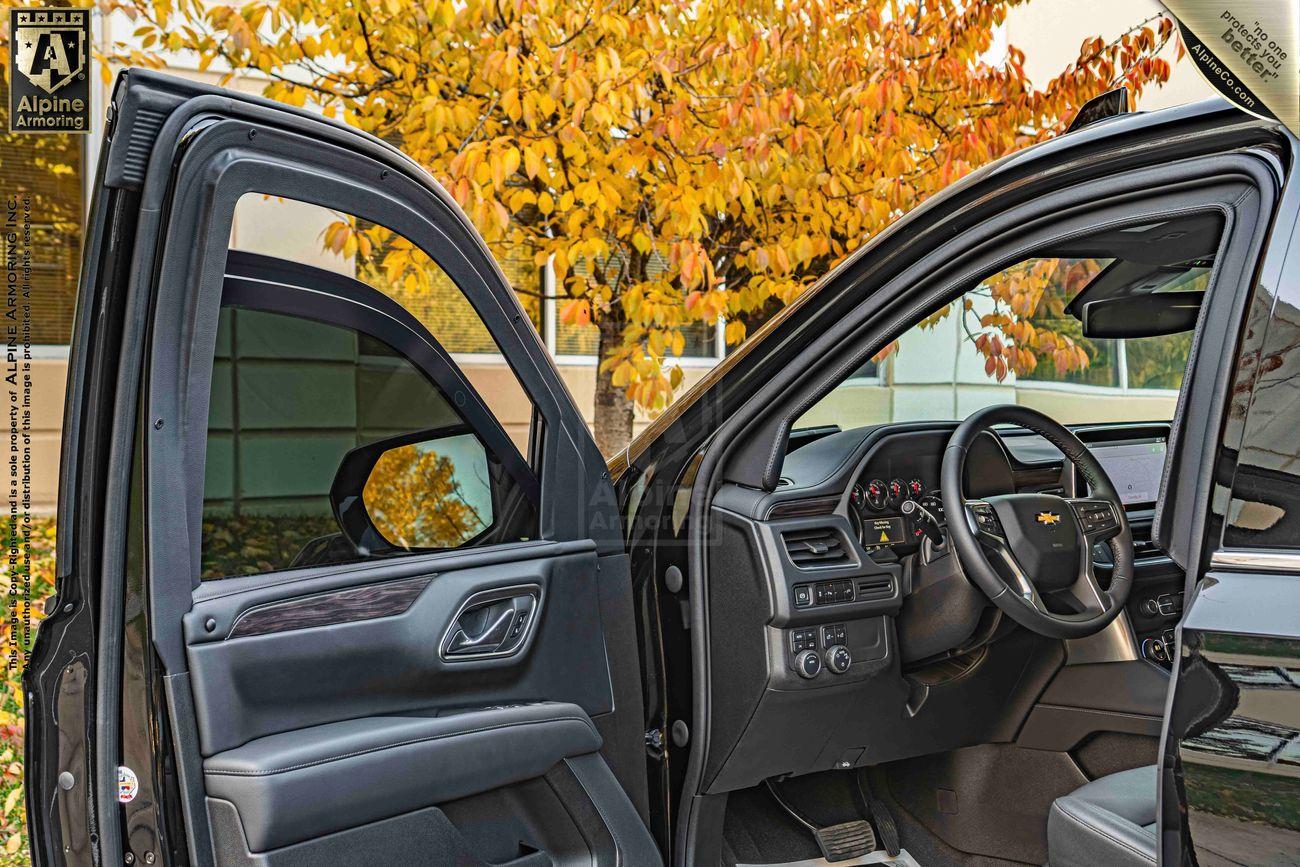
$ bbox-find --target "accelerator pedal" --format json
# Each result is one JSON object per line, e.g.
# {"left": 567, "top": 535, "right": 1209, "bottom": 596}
{"left": 855, "top": 771, "right": 901, "bottom": 857}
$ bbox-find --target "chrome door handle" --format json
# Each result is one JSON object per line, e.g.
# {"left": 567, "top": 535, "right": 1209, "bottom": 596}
{"left": 441, "top": 586, "right": 542, "bottom": 661}
{"left": 445, "top": 604, "right": 516, "bottom": 655}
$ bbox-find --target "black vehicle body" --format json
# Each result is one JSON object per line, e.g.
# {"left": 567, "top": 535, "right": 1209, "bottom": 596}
{"left": 25, "top": 69, "right": 1300, "bottom": 867}
{"left": 612, "top": 100, "right": 1300, "bottom": 865}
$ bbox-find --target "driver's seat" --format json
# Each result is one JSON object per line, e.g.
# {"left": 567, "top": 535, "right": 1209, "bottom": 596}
{"left": 1047, "top": 765, "right": 1157, "bottom": 866}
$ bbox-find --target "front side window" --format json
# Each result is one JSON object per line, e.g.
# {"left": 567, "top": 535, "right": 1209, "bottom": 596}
{"left": 202, "top": 305, "right": 534, "bottom": 579}
{"left": 201, "top": 196, "right": 539, "bottom": 579}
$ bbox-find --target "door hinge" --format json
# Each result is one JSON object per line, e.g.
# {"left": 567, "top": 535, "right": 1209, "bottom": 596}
{"left": 645, "top": 727, "right": 665, "bottom": 755}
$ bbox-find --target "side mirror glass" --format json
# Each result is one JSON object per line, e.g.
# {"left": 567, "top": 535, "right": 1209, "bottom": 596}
{"left": 331, "top": 426, "right": 493, "bottom": 555}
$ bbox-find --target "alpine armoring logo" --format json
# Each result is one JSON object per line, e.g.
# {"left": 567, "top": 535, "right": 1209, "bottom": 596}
{"left": 8, "top": 8, "right": 90, "bottom": 133}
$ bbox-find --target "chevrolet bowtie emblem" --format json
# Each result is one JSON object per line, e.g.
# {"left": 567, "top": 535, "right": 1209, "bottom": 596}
{"left": 1036, "top": 511, "right": 1062, "bottom": 526}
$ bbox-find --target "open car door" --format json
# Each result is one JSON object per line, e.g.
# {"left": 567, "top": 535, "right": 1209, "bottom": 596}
{"left": 26, "top": 70, "right": 659, "bottom": 867}
{"left": 1156, "top": 150, "right": 1300, "bottom": 865}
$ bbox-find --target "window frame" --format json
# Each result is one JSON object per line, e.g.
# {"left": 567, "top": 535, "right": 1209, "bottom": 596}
{"left": 198, "top": 251, "right": 540, "bottom": 578}
{"left": 131, "top": 108, "right": 617, "bottom": 685}
{"left": 221, "top": 251, "right": 537, "bottom": 503}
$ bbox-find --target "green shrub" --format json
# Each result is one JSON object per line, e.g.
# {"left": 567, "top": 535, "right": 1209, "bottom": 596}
{"left": 1, "top": 517, "right": 56, "bottom": 865}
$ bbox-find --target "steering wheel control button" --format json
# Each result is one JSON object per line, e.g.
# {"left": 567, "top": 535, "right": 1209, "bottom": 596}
{"left": 1075, "top": 501, "right": 1118, "bottom": 533}
{"left": 794, "top": 649, "right": 822, "bottom": 679}
{"left": 968, "top": 503, "right": 1003, "bottom": 535}
{"left": 824, "top": 644, "right": 852, "bottom": 674}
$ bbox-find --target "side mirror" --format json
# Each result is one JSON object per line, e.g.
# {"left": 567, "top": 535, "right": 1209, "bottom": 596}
{"left": 1080, "top": 291, "right": 1202, "bottom": 339}
{"left": 330, "top": 425, "right": 494, "bottom": 556}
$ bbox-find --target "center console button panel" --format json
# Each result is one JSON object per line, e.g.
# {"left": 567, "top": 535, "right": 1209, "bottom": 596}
{"left": 821, "top": 624, "right": 847, "bottom": 646}
{"left": 790, "top": 628, "right": 817, "bottom": 652}
{"left": 786, "top": 622, "right": 860, "bottom": 679}
{"left": 735, "top": 510, "right": 902, "bottom": 627}
{"left": 793, "top": 576, "right": 895, "bottom": 611}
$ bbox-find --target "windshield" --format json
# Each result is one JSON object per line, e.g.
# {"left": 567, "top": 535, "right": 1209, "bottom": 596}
{"left": 797, "top": 256, "right": 1193, "bottom": 431}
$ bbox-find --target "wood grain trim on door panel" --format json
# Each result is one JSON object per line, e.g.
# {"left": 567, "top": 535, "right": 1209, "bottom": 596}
{"left": 227, "top": 575, "right": 433, "bottom": 639}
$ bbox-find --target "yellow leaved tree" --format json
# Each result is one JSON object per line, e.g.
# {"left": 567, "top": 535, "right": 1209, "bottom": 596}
{"left": 95, "top": 0, "right": 1179, "bottom": 454}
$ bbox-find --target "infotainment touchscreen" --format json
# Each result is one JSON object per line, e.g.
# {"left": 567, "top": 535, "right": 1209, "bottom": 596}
{"left": 1089, "top": 439, "right": 1167, "bottom": 505}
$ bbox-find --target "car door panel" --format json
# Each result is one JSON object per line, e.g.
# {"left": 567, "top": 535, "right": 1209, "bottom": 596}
{"left": 1158, "top": 169, "right": 1300, "bottom": 863}
{"left": 204, "top": 749, "right": 661, "bottom": 867}
{"left": 1161, "top": 568, "right": 1300, "bottom": 865}
{"left": 185, "top": 544, "right": 612, "bottom": 755}
{"left": 30, "top": 68, "right": 657, "bottom": 867}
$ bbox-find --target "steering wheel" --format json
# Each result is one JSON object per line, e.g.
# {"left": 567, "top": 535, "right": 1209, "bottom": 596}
{"left": 940, "top": 405, "right": 1133, "bottom": 639}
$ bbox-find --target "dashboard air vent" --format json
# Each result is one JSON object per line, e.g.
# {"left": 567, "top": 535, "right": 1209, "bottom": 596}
{"left": 856, "top": 576, "right": 895, "bottom": 600}
{"left": 782, "top": 527, "right": 852, "bottom": 569}
{"left": 1129, "top": 516, "right": 1159, "bottom": 559}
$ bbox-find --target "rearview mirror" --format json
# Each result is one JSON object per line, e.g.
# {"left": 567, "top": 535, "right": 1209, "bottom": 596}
{"left": 330, "top": 426, "right": 494, "bottom": 556}
{"left": 1080, "top": 291, "right": 1202, "bottom": 339}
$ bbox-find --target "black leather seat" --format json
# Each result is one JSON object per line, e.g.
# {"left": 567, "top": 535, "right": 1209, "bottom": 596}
{"left": 1047, "top": 765, "right": 1157, "bottom": 866}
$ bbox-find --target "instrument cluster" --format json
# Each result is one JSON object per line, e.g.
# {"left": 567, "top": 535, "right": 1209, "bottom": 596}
{"left": 849, "top": 475, "right": 945, "bottom": 553}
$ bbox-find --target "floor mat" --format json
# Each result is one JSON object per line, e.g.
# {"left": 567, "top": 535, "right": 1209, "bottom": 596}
{"left": 723, "top": 782, "right": 825, "bottom": 864}
{"left": 864, "top": 768, "right": 1031, "bottom": 867}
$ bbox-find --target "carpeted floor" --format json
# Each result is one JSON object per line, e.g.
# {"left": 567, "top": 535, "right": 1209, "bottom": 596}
{"left": 720, "top": 768, "right": 1035, "bottom": 867}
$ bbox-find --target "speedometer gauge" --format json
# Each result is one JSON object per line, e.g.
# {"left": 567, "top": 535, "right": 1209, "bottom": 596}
{"left": 864, "top": 479, "right": 888, "bottom": 510}
{"left": 887, "top": 479, "right": 906, "bottom": 507}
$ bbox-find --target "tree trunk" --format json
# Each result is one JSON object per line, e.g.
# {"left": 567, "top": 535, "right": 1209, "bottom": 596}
{"left": 593, "top": 299, "right": 634, "bottom": 458}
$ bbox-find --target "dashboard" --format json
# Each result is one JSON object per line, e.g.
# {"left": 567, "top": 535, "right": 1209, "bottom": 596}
{"left": 786, "top": 423, "right": 1170, "bottom": 558}
{"left": 702, "top": 419, "right": 1182, "bottom": 793}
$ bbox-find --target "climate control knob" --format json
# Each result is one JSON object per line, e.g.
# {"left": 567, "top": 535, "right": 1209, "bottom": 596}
{"left": 824, "top": 644, "right": 852, "bottom": 674}
{"left": 794, "top": 649, "right": 822, "bottom": 679}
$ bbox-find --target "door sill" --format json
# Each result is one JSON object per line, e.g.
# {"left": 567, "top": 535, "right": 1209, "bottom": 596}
{"left": 736, "top": 850, "right": 923, "bottom": 867}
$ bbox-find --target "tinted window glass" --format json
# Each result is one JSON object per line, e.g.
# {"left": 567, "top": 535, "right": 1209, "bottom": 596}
{"left": 202, "top": 307, "right": 532, "bottom": 578}
{"left": 1224, "top": 292, "right": 1300, "bottom": 549}
{"left": 229, "top": 193, "right": 536, "bottom": 452}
